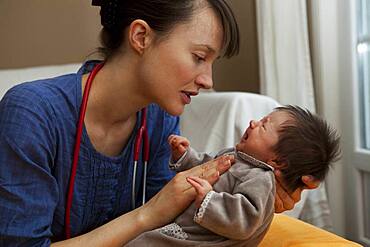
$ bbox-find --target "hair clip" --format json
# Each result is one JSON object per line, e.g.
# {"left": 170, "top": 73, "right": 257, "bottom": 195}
{"left": 92, "top": 0, "right": 102, "bottom": 6}
{"left": 101, "top": 0, "right": 119, "bottom": 28}
{"left": 93, "top": 0, "right": 119, "bottom": 28}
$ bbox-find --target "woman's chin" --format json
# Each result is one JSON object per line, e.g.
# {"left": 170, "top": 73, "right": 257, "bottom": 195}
{"left": 164, "top": 104, "right": 185, "bottom": 116}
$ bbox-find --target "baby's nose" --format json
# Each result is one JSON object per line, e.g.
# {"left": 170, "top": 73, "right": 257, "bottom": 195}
{"left": 249, "top": 120, "right": 257, "bottom": 128}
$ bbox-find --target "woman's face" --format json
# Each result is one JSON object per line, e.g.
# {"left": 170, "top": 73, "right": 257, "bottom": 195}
{"left": 138, "top": 6, "right": 224, "bottom": 116}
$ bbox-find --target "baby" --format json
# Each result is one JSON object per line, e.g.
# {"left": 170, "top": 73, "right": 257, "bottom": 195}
{"left": 126, "top": 105, "right": 341, "bottom": 247}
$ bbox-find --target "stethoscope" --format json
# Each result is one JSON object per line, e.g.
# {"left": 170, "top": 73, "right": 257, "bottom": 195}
{"left": 64, "top": 63, "right": 149, "bottom": 239}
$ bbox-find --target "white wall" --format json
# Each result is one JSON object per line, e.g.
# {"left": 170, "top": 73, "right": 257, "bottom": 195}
{"left": 0, "top": 0, "right": 260, "bottom": 93}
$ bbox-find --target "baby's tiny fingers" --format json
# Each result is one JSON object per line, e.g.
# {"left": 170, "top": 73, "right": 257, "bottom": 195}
{"left": 188, "top": 176, "right": 211, "bottom": 188}
{"left": 186, "top": 177, "right": 202, "bottom": 193}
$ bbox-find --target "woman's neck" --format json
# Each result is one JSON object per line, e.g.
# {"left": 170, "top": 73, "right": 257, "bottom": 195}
{"left": 82, "top": 58, "right": 148, "bottom": 128}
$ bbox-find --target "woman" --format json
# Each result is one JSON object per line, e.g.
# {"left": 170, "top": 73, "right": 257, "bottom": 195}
{"left": 0, "top": 0, "right": 318, "bottom": 246}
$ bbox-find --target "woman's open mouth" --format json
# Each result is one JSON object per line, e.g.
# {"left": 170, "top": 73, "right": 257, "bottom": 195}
{"left": 180, "top": 91, "right": 198, "bottom": 104}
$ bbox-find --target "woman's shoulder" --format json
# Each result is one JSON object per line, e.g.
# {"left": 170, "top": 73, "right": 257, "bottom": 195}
{"left": 0, "top": 74, "right": 79, "bottom": 127}
{"left": 4, "top": 73, "right": 77, "bottom": 100}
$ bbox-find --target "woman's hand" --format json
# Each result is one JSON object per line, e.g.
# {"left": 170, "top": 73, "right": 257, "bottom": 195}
{"left": 274, "top": 169, "right": 319, "bottom": 213}
{"left": 139, "top": 154, "right": 235, "bottom": 230}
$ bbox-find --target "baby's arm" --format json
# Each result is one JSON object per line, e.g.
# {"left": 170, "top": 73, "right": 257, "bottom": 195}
{"left": 193, "top": 171, "right": 275, "bottom": 240}
{"left": 168, "top": 135, "right": 216, "bottom": 172}
{"left": 168, "top": 134, "right": 190, "bottom": 162}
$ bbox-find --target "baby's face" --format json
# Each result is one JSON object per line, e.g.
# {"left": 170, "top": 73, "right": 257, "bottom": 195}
{"left": 236, "top": 110, "right": 291, "bottom": 163}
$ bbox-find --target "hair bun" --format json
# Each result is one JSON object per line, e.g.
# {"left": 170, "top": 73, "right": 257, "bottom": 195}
{"left": 92, "top": 0, "right": 119, "bottom": 29}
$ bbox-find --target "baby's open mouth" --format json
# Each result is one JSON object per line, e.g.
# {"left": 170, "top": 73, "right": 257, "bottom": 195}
{"left": 241, "top": 131, "right": 248, "bottom": 141}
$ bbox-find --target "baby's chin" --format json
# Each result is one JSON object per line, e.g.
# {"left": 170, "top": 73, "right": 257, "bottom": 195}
{"left": 235, "top": 143, "right": 247, "bottom": 153}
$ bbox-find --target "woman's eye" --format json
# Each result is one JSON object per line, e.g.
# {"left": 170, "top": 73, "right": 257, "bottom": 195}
{"left": 193, "top": 54, "right": 206, "bottom": 63}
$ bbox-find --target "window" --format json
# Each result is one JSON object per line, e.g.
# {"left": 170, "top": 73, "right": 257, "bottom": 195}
{"left": 357, "top": 0, "right": 370, "bottom": 150}
{"left": 354, "top": 0, "right": 370, "bottom": 244}
{"left": 310, "top": 0, "right": 370, "bottom": 244}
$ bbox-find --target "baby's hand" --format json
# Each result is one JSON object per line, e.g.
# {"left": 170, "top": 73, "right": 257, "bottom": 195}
{"left": 168, "top": 134, "right": 190, "bottom": 161}
{"left": 186, "top": 176, "right": 213, "bottom": 208}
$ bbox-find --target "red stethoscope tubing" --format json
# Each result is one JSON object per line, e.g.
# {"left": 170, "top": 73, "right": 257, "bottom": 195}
{"left": 132, "top": 107, "right": 149, "bottom": 208}
{"left": 64, "top": 63, "right": 149, "bottom": 239}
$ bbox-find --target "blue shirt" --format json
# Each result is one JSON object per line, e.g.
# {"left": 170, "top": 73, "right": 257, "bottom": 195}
{"left": 0, "top": 61, "right": 179, "bottom": 246}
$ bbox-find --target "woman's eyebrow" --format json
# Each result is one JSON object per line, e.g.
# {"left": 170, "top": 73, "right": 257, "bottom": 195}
{"left": 193, "top": 44, "right": 217, "bottom": 54}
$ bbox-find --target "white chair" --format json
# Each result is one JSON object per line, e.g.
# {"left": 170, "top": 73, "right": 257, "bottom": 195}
{"left": 0, "top": 63, "right": 80, "bottom": 99}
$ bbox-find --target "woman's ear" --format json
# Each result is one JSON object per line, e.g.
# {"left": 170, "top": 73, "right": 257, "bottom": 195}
{"left": 128, "top": 19, "right": 153, "bottom": 55}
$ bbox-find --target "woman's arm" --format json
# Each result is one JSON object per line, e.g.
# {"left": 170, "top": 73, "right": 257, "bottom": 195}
{"left": 51, "top": 155, "right": 234, "bottom": 247}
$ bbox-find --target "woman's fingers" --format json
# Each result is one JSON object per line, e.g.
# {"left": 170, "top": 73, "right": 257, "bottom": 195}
{"left": 184, "top": 154, "right": 234, "bottom": 183}
{"left": 206, "top": 170, "right": 220, "bottom": 185}
{"left": 302, "top": 175, "right": 319, "bottom": 189}
{"left": 274, "top": 169, "right": 299, "bottom": 212}
{"left": 275, "top": 179, "right": 295, "bottom": 212}
{"left": 217, "top": 155, "right": 235, "bottom": 174}
{"left": 274, "top": 191, "right": 284, "bottom": 213}
{"left": 202, "top": 154, "right": 235, "bottom": 179}
{"left": 140, "top": 175, "right": 194, "bottom": 229}
{"left": 274, "top": 170, "right": 321, "bottom": 213}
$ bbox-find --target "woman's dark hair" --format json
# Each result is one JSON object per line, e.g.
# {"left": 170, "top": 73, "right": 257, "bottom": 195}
{"left": 272, "top": 105, "right": 341, "bottom": 192}
{"left": 93, "top": 0, "right": 240, "bottom": 61}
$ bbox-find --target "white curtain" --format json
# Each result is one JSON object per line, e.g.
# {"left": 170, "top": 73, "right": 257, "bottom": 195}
{"left": 256, "top": 0, "right": 333, "bottom": 230}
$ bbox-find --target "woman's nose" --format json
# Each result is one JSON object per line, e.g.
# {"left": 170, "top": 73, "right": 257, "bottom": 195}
{"left": 195, "top": 74, "right": 213, "bottom": 89}
{"left": 195, "top": 67, "right": 213, "bottom": 89}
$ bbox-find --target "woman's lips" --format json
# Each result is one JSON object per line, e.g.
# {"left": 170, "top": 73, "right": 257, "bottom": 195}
{"left": 180, "top": 91, "right": 198, "bottom": 104}
{"left": 181, "top": 92, "right": 191, "bottom": 104}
